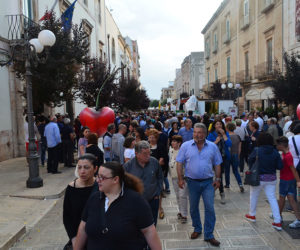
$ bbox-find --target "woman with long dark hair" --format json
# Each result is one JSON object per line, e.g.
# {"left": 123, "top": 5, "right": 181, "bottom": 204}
{"left": 74, "top": 162, "right": 162, "bottom": 250}
{"left": 207, "top": 120, "right": 232, "bottom": 204}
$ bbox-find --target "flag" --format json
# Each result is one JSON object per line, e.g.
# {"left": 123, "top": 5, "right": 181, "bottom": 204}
{"left": 158, "top": 101, "right": 161, "bottom": 110}
{"left": 39, "top": 0, "right": 59, "bottom": 21}
{"left": 61, "top": 0, "right": 78, "bottom": 31}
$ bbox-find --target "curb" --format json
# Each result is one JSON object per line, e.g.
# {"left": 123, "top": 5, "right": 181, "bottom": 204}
{"left": 2, "top": 189, "right": 66, "bottom": 250}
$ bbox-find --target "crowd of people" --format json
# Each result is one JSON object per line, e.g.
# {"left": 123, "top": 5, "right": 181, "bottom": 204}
{"left": 25, "top": 109, "right": 300, "bottom": 249}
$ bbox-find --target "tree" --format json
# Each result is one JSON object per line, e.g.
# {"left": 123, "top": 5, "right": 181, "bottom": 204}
{"left": 150, "top": 99, "right": 159, "bottom": 108}
{"left": 161, "top": 99, "right": 167, "bottom": 106}
{"left": 272, "top": 52, "right": 300, "bottom": 113}
{"left": 208, "top": 80, "right": 223, "bottom": 99}
{"left": 117, "top": 77, "right": 150, "bottom": 111}
{"left": 76, "top": 57, "right": 120, "bottom": 109}
{"left": 13, "top": 12, "right": 89, "bottom": 116}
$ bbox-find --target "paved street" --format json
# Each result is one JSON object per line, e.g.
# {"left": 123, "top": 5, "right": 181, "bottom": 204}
{"left": 10, "top": 172, "right": 300, "bottom": 250}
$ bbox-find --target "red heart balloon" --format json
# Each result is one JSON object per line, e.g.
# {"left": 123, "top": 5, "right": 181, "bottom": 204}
{"left": 297, "top": 104, "right": 300, "bottom": 120}
{"left": 79, "top": 107, "right": 115, "bottom": 137}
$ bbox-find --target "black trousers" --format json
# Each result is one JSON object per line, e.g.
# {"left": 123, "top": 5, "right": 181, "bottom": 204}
{"left": 47, "top": 145, "right": 59, "bottom": 173}
{"left": 63, "top": 140, "right": 74, "bottom": 166}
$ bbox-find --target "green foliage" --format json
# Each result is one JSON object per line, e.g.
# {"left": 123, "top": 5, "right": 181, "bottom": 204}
{"left": 150, "top": 99, "right": 159, "bottom": 107}
{"left": 13, "top": 12, "right": 89, "bottom": 113}
{"left": 117, "top": 77, "right": 150, "bottom": 111}
{"left": 272, "top": 52, "right": 300, "bottom": 112}
{"left": 161, "top": 99, "right": 167, "bottom": 106}
{"left": 76, "top": 57, "right": 119, "bottom": 108}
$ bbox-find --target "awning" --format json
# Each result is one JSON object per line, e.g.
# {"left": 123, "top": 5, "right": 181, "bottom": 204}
{"left": 245, "top": 87, "right": 274, "bottom": 100}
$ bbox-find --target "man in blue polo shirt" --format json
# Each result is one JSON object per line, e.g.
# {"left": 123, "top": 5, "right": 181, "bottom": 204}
{"left": 176, "top": 123, "right": 222, "bottom": 247}
{"left": 178, "top": 118, "right": 193, "bottom": 142}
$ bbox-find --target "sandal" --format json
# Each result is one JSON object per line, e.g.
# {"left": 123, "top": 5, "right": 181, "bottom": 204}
{"left": 177, "top": 213, "right": 183, "bottom": 220}
{"left": 159, "top": 210, "right": 165, "bottom": 219}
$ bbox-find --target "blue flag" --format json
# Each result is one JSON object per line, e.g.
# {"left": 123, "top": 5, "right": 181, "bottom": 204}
{"left": 61, "top": 0, "right": 77, "bottom": 31}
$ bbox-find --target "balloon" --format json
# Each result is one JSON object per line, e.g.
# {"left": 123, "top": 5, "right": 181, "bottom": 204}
{"left": 79, "top": 107, "right": 115, "bottom": 137}
{"left": 297, "top": 104, "right": 300, "bottom": 120}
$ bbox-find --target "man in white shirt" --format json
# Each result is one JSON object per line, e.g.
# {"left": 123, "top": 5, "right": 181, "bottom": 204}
{"left": 283, "top": 116, "right": 292, "bottom": 136}
{"left": 254, "top": 112, "right": 264, "bottom": 131}
{"left": 289, "top": 124, "right": 300, "bottom": 169}
{"left": 241, "top": 114, "right": 248, "bottom": 128}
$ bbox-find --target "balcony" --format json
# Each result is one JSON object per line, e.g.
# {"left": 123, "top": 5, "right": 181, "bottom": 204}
{"left": 254, "top": 61, "right": 278, "bottom": 80}
{"left": 236, "top": 70, "right": 251, "bottom": 83}
{"left": 212, "top": 44, "right": 218, "bottom": 54}
{"left": 223, "top": 33, "right": 230, "bottom": 44}
{"left": 240, "top": 15, "right": 249, "bottom": 30}
{"left": 6, "top": 14, "right": 40, "bottom": 45}
{"left": 261, "top": 0, "right": 275, "bottom": 14}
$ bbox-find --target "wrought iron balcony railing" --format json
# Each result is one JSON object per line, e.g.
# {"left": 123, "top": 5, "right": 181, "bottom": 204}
{"left": 254, "top": 61, "right": 278, "bottom": 80}
{"left": 6, "top": 14, "right": 40, "bottom": 44}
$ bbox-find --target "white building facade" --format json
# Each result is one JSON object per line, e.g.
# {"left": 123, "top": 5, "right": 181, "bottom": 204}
{"left": 0, "top": 0, "right": 138, "bottom": 161}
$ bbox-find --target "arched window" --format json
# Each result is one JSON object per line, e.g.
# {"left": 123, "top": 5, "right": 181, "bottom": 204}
{"left": 111, "top": 38, "right": 116, "bottom": 64}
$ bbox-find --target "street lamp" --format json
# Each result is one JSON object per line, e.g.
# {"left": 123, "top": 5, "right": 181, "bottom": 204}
{"left": 221, "top": 82, "right": 233, "bottom": 99}
{"left": 26, "top": 29, "right": 56, "bottom": 188}
{"left": 235, "top": 83, "right": 241, "bottom": 116}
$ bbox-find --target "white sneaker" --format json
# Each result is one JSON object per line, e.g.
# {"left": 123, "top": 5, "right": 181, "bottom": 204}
{"left": 289, "top": 219, "right": 300, "bottom": 228}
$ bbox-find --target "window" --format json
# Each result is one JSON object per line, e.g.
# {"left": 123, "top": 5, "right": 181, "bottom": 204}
{"left": 267, "top": 39, "right": 272, "bottom": 73}
{"left": 226, "top": 18, "right": 230, "bottom": 40}
{"left": 244, "top": 0, "right": 249, "bottom": 17}
{"left": 215, "top": 68, "right": 218, "bottom": 81}
{"left": 98, "top": 0, "right": 101, "bottom": 23}
{"left": 213, "top": 32, "right": 218, "bottom": 51}
{"left": 205, "top": 39, "right": 210, "bottom": 58}
{"left": 23, "top": 0, "right": 33, "bottom": 19}
{"left": 207, "top": 71, "right": 210, "bottom": 84}
{"left": 111, "top": 38, "right": 116, "bottom": 64}
{"left": 245, "top": 52, "right": 249, "bottom": 80}
{"left": 226, "top": 57, "right": 231, "bottom": 81}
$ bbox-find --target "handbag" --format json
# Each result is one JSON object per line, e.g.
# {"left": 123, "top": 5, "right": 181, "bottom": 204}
{"left": 292, "top": 137, "right": 300, "bottom": 171}
{"left": 244, "top": 149, "right": 260, "bottom": 186}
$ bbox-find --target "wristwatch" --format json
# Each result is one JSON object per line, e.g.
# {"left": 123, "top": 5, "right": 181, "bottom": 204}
{"left": 215, "top": 178, "right": 221, "bottom": 182}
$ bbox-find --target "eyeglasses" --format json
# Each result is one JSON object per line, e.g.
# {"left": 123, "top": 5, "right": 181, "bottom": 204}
{"left": 96, "top": 175, "right": 114, "bottom": 181}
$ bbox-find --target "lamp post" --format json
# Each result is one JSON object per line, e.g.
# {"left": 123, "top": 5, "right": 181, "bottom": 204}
{"left": 26, "top": 30, "right": 56, "bottom": 188}
{"left": 235, "top": 83, "right": 241, "bottom": 116}
{"left": 221, "top": 82, "right": 233, "bottom": 99}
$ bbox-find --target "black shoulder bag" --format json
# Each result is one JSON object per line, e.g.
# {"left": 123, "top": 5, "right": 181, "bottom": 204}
{"left": 292, "top": 137, "right": 300, "bottom": 171}
{"left": 244, "top": 149, "right": 260, "bottom": 186}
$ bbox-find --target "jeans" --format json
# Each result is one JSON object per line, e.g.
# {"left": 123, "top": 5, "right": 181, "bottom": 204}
{"left": 40, "top": 143, "right": 47, "bottom": 166}
{"left": 63, "top": 140, "right": 74, "bottom": 166}
{"left": 148, "top": 197, "right": 159, "bottom": 226}
{"left": 164, "top": 177, "right": 170, "bottom": 191}
{"left": 249, "top": 180, "right": 281, "bottom": 223}
{"left": 172, "top": 178, "right": 189, "bottom": 217}
{"left": 105, "top": 157, "right": 111, "bottom": 163}
{"left": 225, "top": 154, "right": 242, "bottom": 186}
{"left": 239, "top": 141, "right": 247, "bottom": 172}
{"left": 187, "top": 177, "right": 216, "bottom": 240}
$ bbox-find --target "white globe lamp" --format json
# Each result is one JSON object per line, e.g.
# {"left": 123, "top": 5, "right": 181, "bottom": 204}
{"left": 221, "top": 83, "right": 226, "bottom": 89}
{"left": 29, "top": 38, "right": 44, "bottom": 53}
{"left": 228, "top": 82, "right": 233, "bottom": 88}
{"left": 38, "top": 30, "right": 56, "bottom": 47}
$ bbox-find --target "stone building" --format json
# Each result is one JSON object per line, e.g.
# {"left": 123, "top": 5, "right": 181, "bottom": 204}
{"left": 201, "top": 0, "right": 283, "bottom": 113}
{"left": 172, "top": 52, "right": 205, "bottom": 100}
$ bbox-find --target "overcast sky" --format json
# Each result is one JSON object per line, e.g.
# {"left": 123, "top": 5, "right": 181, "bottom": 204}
{"left": 106, "top": 0, "right": 222, "bottom": 100}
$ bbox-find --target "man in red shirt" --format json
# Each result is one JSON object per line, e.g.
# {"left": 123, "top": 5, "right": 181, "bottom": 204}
{"left": 276, "top": 136, "right": 300, "bottom": 228}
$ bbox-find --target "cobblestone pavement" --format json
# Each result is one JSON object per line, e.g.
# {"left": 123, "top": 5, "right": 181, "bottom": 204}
{"left": 11, "top": 173, "right": 300, "bottom": 249}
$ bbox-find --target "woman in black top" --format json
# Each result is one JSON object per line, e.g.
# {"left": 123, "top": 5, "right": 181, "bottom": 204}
{"left": 85, "top": 133, "right": 103, "bottom": 169}
{"left": 63, "top": 154, "right": 98, "bottom": 250}
{"left": 75, "top": 162, "right": 162, "bottom": 250}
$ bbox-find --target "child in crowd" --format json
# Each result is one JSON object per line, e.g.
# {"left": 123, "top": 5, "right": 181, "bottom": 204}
{"left": 276, "top": 136, "right": 300, "bottom": 228}
{"left": 169, "top": 135, "right": 189, "bottom": 223}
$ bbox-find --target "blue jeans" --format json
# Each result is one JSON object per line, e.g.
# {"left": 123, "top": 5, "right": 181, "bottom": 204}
{"left": 148, "top": 197, "right": 159, "bottom": 226}
{"left": 225, "top": 154, "right": 242, "bottom": 186}
{"left": 187, "top": 177, "right": 216, "bottom": 240}
{"left": 164, "top": 177, "right": 170, "bottom": 191}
